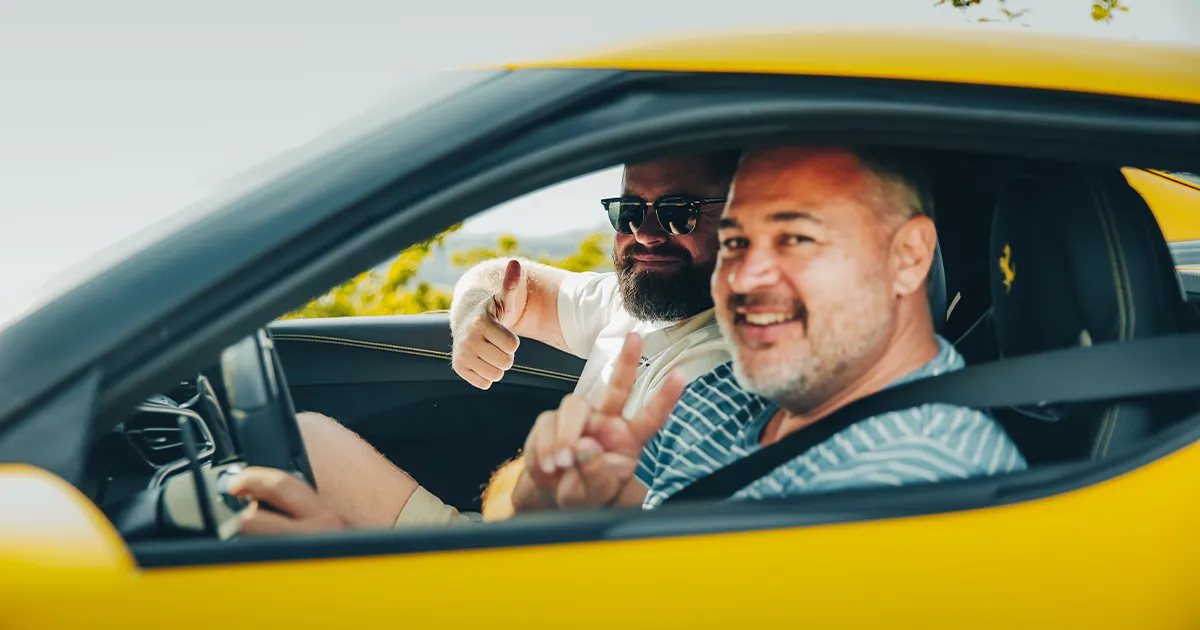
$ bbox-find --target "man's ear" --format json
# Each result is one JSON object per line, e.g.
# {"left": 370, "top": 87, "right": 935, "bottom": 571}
{"left": 890, "top": 215, "right": 938, "bottom": 298}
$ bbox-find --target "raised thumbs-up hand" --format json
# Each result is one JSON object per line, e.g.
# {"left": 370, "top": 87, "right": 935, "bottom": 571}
{"left": 451, "top": 260, "right": 527, "bottom": 390}
{"left": 514, "top": 333, "right": 686, "bottom": 511}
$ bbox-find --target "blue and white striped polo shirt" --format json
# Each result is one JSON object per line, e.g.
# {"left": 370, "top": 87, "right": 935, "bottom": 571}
{"left": 635, "top": 335, "right": 1027, "bottom": 508}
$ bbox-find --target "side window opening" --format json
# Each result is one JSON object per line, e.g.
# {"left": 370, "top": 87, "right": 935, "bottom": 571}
{"left": 280, "top": 166, "right": 622, "bottom": 320}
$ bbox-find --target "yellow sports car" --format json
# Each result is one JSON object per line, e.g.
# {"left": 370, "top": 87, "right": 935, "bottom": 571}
{"left": 2, "top": 26, "right": 1199, "bottom": 629}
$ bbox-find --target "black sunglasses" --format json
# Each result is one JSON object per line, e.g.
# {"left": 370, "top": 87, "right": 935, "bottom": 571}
{"left": 600, "top": 195, "right": 726, "bottom": 236}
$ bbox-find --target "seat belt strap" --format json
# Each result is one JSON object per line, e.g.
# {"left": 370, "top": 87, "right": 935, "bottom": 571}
{"left": 663, "top": 332, "right": 1200, "bottom": 504}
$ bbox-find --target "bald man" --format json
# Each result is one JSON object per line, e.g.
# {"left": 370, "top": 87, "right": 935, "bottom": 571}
{"left": 509, "top": 145, "right": 1027, "bottom": 512}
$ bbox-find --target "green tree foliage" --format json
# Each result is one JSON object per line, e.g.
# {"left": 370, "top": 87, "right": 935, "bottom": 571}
{"left": 280, "top": 226, "right": 610, "bottom": 320}
{"left": 935, "top": 0, "right": 1129, "bottom": 24}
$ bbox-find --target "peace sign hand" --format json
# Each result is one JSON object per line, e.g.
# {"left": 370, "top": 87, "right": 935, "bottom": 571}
{"left": 517, "top": 332, "right": 686, "bottom": 511}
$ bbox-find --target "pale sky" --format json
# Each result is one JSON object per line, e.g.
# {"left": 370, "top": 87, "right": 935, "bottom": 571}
{"left": 1, "top": 0, "right": 1197, "bottom": 315}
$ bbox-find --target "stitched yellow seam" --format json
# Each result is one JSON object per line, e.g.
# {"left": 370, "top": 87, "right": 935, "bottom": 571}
{"left": 271, "top": 333, "right": 580, "bottom": 383}
{"left": 274, "top": 333, "right": 451, "bottom": 360}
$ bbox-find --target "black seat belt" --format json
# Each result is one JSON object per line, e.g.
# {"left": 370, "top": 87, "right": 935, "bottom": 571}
{"left": 662, "top": 332, "right": 1200, "bottom": 504}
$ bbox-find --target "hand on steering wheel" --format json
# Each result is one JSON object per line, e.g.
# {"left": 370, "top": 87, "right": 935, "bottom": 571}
{"left": 228, "top": 466, "right": 349, "bottom": 535}
{"left": 220, "top": 329, "right": 318, "bottom": 489}
{"left": 218, "top": 329, "right": 327, "bottom": 535}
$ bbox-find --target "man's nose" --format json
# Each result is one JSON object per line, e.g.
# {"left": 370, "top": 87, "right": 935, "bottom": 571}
{"left": 727, "top": 245, "right": 780, "bottom": 294}
{"left": 633, "top": 207, "right": 669, "bottom": 247}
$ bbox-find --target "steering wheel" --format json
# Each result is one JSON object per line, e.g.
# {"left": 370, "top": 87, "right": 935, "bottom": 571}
{"left": 219, "top": 329, "right": 318, "bottom": 490}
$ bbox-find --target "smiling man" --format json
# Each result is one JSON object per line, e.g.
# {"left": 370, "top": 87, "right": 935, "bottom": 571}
{"left": 507, "top": 145, "right": 1028, "bottom": 512}
{"left": 445, "top": 153, "right": 737, "bottom": 519}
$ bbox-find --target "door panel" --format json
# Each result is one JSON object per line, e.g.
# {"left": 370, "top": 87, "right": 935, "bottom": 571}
{"left": 267, "top": 314, "right": 585, "bottom": 511}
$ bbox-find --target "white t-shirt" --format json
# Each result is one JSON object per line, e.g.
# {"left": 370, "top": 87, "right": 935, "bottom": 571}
{"left": 557, "top": 271, "right": 732, "bottom": 418}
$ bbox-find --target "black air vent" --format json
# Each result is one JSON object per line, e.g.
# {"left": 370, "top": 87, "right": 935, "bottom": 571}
{"left": 125, "top": 402, "right": 214, "bottom": 467}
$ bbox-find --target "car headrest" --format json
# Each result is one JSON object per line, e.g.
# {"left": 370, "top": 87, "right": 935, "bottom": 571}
{"left": 916, "top": 161, "right": 947, "bottom": 333}
{"left": 989, "top": 166, "right": 1183, "bottom": 359}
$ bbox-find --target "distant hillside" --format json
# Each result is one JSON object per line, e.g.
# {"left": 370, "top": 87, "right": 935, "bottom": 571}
{"left": 403, "top": 225, "right": 614, "bottom": 289}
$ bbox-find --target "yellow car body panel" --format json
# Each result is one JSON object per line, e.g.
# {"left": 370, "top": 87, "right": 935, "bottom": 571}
{"left": 509, "top": 27, "right": 1200, "bottom": 105}
{"left": 0, "top": 465, "right": 134, "bottom": 574}
{"left": 1124, "top": 168, "right": 1200, "bottom": 243}
{"left": 5, "top": 440, "right": 1200, "bottom": 629}
{"left": 0, "top": 465, "right": 136, "bottom": 627}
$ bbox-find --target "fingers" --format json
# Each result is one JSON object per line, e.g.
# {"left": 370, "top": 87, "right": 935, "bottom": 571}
{"left": 523, "top": 392, "right": 594, "bottom": 485}
{"left": 557, "top": 439, "right": 625, "bottom": 509}
{"left": 628, "top": 367, "right": 686, "bottom": 445}
{"left": 549, "top": 394, "right": 590, "bottom": 470}
{"left": 481, "top": 320, "right": 520, "bottom": 354}
{"left": 452, "top": 262, "right": 525, "bottom": 389}
{"left": 573, "top": 438, "right": 622, "bottom": 506}
{"left": 476, "top": 336, "right": 516, "bottom": 371}
{"left": 489, "top": 260, "right": 523, "bottom": 321}
{"left": 462, "top": 352, "right": 505, "bottom": 381}
{"left": 458, "top": 367, "right": 493, "bottom": 390}
{"left": 237, "top": 501, "right": 316, "bottom": 536}
{"left": 573, "top": 436, "right": 603, "bottom": 467}
{"left": 227, "top": 466, "right": 326, "bottom": 520}
{"left": 452, "top": 316, "right": 519, "bottom": 389}
{"left": 525, "top": 409, "right": 560, "bottom": 480}
{"left": 229, "top": 467, "right": 347, "bottom": 536}
{"left": 596, "top": 333, "right": 643, "bottom": 417}
{"left": 502, "top": 259, "right": 522, "bottom": 295}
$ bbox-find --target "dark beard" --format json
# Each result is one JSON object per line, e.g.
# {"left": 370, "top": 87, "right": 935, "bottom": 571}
{"left": 614, "top": 244, "right": 714, "bottom": 322}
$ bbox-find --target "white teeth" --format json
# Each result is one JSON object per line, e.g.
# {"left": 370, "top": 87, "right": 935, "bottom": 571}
{"left": 743, "top": 312, "right": 793, "bottom": 326}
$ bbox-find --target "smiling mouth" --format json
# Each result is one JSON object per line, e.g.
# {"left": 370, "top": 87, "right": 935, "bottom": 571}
{"left": 734, "top": 307, "right": 803, "bottom": 327}
{"left": 631, "top": 255, "right": 685, "bottom": 268}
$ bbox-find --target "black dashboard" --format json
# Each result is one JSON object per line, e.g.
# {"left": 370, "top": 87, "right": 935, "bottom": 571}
{"left": 79, "top": 329, "right": 322, "bottom": 542}
{"left": 84, "top": 377, "right": 222, "bottom": 503}
{"left": 83, "top": 372, "right": 254, "bottom": 540}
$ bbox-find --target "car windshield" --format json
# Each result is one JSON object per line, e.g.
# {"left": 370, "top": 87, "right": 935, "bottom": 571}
{"left": 0, "top": 69, "right": 501, "bottom": 331}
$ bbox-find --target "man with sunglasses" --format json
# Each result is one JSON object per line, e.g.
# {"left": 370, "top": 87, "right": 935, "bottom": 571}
{"left": 233, "top": 153, "right": 740, "bottom": 531}
{"left": 450, "top": 152, "right": 740, "bottom": 520}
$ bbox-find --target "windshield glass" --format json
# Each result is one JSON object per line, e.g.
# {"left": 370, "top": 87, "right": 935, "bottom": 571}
{"left": 0, "top": 69, "right": 501, "bottom": 329}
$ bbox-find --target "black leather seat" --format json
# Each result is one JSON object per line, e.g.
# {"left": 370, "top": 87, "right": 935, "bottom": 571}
{"left": 983, "top": 165, "right": 1188, "bottom": 463}
{"left": 915, "top": 160, "right": 948, "bottom": 333}
{"left": 929, "top": 241, "right": 948, "bottom": 333}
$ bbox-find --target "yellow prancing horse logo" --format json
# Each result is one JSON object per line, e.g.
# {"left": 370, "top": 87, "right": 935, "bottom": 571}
{"left": 999, "top": 244, "right": 1016, "bottom": 293}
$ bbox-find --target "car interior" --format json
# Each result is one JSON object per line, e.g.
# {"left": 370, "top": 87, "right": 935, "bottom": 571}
{"left": 76, "top": 144, "right": 1200, "bottom": 555}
